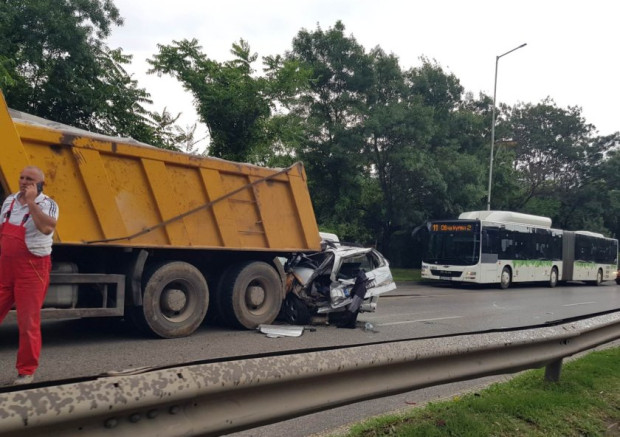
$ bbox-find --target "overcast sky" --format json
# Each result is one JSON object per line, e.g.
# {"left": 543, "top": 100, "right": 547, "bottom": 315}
{"left": 108, "top": 0, "right": 619, "bottom": 146}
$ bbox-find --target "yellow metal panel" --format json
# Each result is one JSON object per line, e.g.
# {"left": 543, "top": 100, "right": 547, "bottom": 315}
{"left": 288, "top": 164, "right": 322, "bottom": 249}
{"left": 163, "top": 163, "right": 222, "bottom": 247}
{"left": 248, "top": 175, "right": 274, "bottom": 248}
{"left": 141, "top": 159, "right": 190, "bottom": 246}
{"left": 73, "top": 148, "right": 129, "bottom": 240}
{"left": 232, "top": 199, "right": 267, "bottom": 247}
{"left": 199, "top": 168, "right": 239, "bottom": 247}
{"left": 250, "top": 174, "right": 311, "bottom": 249}
{"left": 220, "top": 172, "right": 267, "bottom": 248}
{"left": 97, "top": 154, "right": 168, "bottom": 246}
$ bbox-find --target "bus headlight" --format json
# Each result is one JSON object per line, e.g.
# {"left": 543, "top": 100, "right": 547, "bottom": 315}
{"left": 463, "top": 271, "right": 477, "bottom": 280}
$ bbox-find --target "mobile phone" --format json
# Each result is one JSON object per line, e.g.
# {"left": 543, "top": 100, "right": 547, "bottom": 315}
{"left": 36, "top": 182, "right": 43, "bottom": 194}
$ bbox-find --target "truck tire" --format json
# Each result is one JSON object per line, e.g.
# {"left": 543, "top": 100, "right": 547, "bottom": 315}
{"left": 217, "top": 261, "right": 282, "bottom": 329}
{"left": 130, "top": 261, "right": 209, "bottom": 338}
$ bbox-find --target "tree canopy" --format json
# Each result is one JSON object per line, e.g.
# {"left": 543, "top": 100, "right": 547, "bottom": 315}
{"left": 0, "top": 0, "right": 180, "bottom": 148}
{"left": 147, "top": 38, "right": 312, "bottom": 162}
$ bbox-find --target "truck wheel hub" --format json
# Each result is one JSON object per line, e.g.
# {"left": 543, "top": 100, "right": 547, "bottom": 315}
{"left": 162, "top": 288, "right": 187, "bottom": 312}
{"left": 247, "top": 285, "right": 265, "bottom": 307}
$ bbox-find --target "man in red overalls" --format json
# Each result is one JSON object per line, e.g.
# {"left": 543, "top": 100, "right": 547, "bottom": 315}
{"left": 0, "top": 166, "right": 58, "bottom": 385}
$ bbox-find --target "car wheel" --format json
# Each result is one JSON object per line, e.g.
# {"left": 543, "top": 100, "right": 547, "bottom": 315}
{"left": 282, "top": 294, "right": 312, "bottom": 325}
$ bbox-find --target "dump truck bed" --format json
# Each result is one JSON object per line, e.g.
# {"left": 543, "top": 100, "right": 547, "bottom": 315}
{"left": 0, "top": 92, "right": 321, "bottom": 252}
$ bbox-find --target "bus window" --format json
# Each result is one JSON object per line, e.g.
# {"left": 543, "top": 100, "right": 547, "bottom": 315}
{"left": 481, "top": 227, "right": 499, "bottom": 255}
{"left": 575, "top": 233, "right": 618, "bottom": 264}
{"left": 533, "top": 228, "right": 554, "bottom": 260}
{"left": 500, "top": 228, "right": 515, "bottom": 258}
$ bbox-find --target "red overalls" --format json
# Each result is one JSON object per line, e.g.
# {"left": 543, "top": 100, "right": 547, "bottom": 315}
{"left": 0, "top": 198, "right": 51, "bottom": 375}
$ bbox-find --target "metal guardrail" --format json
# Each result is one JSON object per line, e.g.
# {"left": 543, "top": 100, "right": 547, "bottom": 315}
{"left": 1, "top": 312, "right": 619, "bottom": 436}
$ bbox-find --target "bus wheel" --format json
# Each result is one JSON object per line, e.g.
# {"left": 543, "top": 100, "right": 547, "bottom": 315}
{"left": 593, "top": 269, "right": 603, "bottom": 286}
{"left": 218, "top": 261, "right": 282, "bottom": 329}
{"left": 549, "top": 267, "right": 559, "bottom": 288}
{"left": 500, "top": 267, "right": 512, "bottom": 289}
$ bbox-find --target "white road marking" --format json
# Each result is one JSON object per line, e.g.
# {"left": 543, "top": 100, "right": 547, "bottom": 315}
{"left": 379, "top": 316, "right": 463, "bottom": 326}
{"left": 562, "top": 301, "right": 596, "bottom": 307}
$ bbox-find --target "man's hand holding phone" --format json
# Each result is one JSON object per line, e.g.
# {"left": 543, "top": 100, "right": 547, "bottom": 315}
{"left": 23, "top": 182, "right": 41, "bottom": 203}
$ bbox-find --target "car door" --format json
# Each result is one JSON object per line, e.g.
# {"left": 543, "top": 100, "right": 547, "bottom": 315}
{"left": 363, "top": 249, "right": 396, "bottom": 297}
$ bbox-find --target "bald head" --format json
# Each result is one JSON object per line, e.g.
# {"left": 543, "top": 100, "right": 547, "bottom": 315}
{"left": 23, "top": 166, "right": 45, "bottom": 182}
{"left": 19, "top": 166, "right": 46, "bottom": 196}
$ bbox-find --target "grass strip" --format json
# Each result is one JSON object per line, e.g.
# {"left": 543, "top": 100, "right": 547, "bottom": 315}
{"left": 341, "top": 347, "right": 620, "bottom": 436}
{"left": 390, "top": 268, "right": 421, "bottom": 282}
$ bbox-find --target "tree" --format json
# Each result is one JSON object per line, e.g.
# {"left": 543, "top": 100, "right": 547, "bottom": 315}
{"left": 285, "top": 21, "right": 377, "bottom": 242}
{"left": 360, "top": 49, "right": 435, "bottom": 253}
{"left": 0, "top": 0, "right": 166, "bottom": 145}
{"left": 147, "top": 107, "right": 205, "bottom": 153}
{"left": 286, "top": 24, "right": 492, "bottom": 258}
{"left": 563, "top": 135, "right": 620, "bottom": 237}
{"left": 404, "top": 60, "right": 490, "bottom": 218}
{"left": 598, "top": 145, "right": 620, "bottom": 238}
{"left": 148, "top": 38, "right": 310, "bottom": 163}
{"left": 502, "top": 99, "right": 603, "bottom": 215}
{"left": 373, "top": 60, "right": 490, "bottom": 264}
{"left": 498, "top": 99, "right": 620, "bottom": 237}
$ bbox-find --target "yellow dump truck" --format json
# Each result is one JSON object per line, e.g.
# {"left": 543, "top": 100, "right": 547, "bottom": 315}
{"left": 0, "top": 91, "right": 321, "bottom": 338}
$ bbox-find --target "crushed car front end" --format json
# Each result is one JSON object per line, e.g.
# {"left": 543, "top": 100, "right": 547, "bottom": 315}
{"left": 281, "top": 240, "right": 396, "bottom": 325}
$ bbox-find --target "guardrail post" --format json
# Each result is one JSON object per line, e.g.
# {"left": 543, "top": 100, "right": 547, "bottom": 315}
{"left": 544, "top": 358, "right": 563, "bottom": 382}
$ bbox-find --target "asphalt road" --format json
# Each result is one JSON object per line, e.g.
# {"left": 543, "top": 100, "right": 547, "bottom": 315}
{"left": 1, "top": 281, "right": 619, "bottom": 385}
{"left": 1, "top": 280, "right": 619, "bottom": 435}
{"left": 226, "top": 281, "right": 620, "bottom": 436}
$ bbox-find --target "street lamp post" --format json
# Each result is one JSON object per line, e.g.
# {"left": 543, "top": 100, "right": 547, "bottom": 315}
{"left": 486, "top": 43, "right": 527, "bottom": 210}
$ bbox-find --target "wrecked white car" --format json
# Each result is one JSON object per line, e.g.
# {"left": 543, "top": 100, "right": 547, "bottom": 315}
{"left": 281, "top": 238, "right": 396, "bottom": 328}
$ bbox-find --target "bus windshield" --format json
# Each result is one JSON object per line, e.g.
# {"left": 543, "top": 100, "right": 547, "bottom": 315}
{"left": 425, "top": 221, "right": 480, "bottom": 266}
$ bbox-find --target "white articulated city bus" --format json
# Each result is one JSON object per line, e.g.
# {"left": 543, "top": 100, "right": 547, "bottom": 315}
{"left": 420, "top": 211, "right": 618, "bottom": 289}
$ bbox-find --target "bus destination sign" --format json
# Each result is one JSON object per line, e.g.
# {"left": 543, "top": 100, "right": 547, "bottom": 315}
{"left": 431, "top": 223, "right": 474, "bottom": 232}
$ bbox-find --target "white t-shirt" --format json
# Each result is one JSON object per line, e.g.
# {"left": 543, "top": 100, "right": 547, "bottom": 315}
{"left": 1, "top": 193, "right": 59, "bottom": 256}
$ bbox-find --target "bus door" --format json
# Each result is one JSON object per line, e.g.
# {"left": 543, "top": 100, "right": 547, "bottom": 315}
{"left": 481, "top": 226, "right": 500, "bottom": 282}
